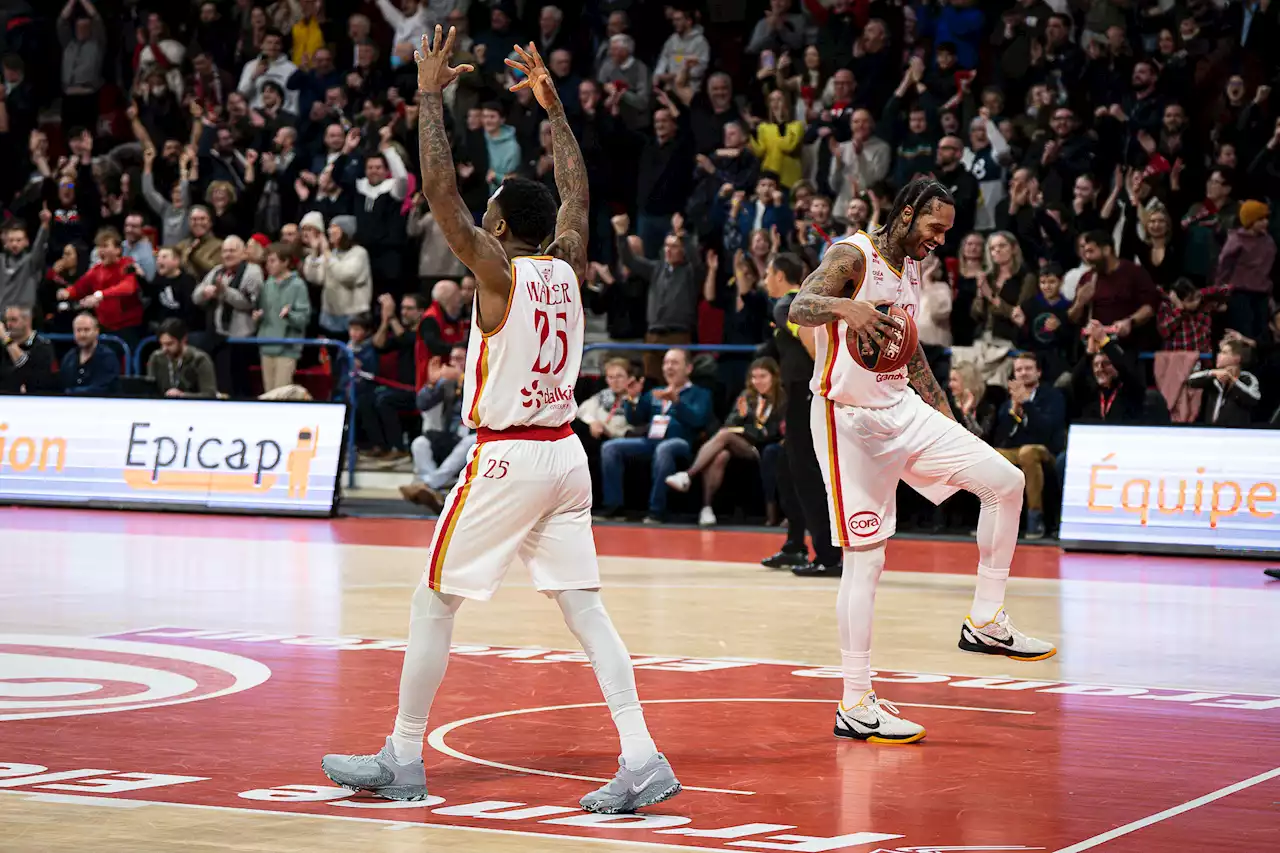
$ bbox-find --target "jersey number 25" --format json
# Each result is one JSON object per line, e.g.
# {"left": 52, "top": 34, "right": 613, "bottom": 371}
{"left": 532, "top": 309, "right": 568, "bottom": 375}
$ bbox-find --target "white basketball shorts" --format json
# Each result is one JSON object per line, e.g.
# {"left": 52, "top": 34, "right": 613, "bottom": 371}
{"left": 811, "top": 392, "right": 994, "bottom": 547}
{"left": 423, "top": 427, "right": 600, "bottom": 600}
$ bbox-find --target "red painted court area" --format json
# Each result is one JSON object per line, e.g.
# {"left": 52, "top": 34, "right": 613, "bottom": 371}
{"left": 3, "top": 627, "right": 1278, "bottom": 852}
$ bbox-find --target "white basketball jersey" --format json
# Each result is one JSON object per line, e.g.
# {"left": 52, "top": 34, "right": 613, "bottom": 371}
{"left": 810, "top": 231, "right": 921, "bottom": 409}
{"left": 462, "top": 255, "right": 582, "bottom": 431}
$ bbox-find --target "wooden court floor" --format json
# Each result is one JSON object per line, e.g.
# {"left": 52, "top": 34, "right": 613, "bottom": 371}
{"left": 1, "top": 506, "right": 1278, "bottom": 853}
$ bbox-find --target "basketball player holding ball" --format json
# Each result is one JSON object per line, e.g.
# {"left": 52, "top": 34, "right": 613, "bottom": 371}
{"left": 789, "top": 177, "right": 1056, "bottom": 743}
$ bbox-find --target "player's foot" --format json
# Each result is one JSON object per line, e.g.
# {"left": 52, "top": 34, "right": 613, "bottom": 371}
{"left": 579, "top": 753, "right": 682, "bottom": 814}
{"left": 762, "top": 547, "right": 809, "bottom": 569}
{"left": 664, "top": 471, "right": 691, "bottom": 493}
{"left": 321, "top": 737, "right": 428, "bottom": 801}
{"left": 792, "top": 560, "right": 841, "bottom": 577}
{"left": 958, "top": 610, "right": 1056, "bottom": 661}
{"left": 698, "top": 506, "right": 716, "bottom": 527}
{"left": 1025, "top": 510, "right": 1046, "bottom": 540}
{"left": 399, "top": 482, "right": 441, "bottom": 510}
{"left": 1265, "top": 567, "right": 1280, "bottom": 580}
{"left": 834, "top": 690, "right": 925, "bottom": 744}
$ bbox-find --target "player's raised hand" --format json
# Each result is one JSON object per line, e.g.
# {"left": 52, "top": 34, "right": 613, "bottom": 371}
{"left": 506, "top": 42, "right": 559, "bottom": 111}
{"left": 415, "top": 26, "right": 473, "bottom": 94}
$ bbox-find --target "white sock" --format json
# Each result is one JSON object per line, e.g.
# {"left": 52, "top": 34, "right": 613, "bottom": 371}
{"left": 555, "top": 589, "right": 657, "bottom": 770}
{"left": 836, "top": 544, "right": 885, "bottom": 709}
{"left": 951, "top": 453, "right": 1023, "bottom": 624}
{"left": 390, "top": 585, "right": 463, "bottom": 764}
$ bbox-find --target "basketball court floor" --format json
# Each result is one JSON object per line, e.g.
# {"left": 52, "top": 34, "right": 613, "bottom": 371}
{"left": 2, "top": 505, "right": 1278, "bottom": 852}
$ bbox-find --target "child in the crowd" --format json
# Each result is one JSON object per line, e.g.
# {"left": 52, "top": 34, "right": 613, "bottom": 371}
{"left": 1014, "top": 263, "right": 1075, "bottom": 382}
{"left": 1157, "top": 277, "right": 1229, "bottom": 353}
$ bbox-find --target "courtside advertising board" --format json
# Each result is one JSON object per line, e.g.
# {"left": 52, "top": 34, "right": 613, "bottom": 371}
{"left": 0, "top": 397, "right": 346, "bottom": 515}
{"left": 1061, "top": 424, "right": 1280, "bottom": 556}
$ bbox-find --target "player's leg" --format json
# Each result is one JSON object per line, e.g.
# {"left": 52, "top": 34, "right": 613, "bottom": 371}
{"left": 810, "top": 397, "right": 925, "bottom": 741}
{"left": 527, "top": 438, "right": 680, "bottom": 813}
{"left": 901, "top": 401, "right": 1056, "bottom": 660}
{"left": 321, "top": 443, "right": 534, "bottom": 798}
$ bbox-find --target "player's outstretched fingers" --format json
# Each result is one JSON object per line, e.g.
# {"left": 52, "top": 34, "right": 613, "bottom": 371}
{"left": 442, "top": 25, "right": 457, "bottom": 57}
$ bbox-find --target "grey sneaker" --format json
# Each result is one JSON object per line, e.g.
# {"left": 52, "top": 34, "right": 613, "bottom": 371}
{"left": 579, "top": 753, "right": 681, "bottom": 814}
{"left": 321, "top": 737, "right": 428, "bottom": 801}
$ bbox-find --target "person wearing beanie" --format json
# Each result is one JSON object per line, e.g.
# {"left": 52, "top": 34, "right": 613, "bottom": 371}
{"left": 1217, "top": 200, "right": 1276, "bottom": 341}
{"left": 301, "top": 214, "right": 371, "bottom": 338}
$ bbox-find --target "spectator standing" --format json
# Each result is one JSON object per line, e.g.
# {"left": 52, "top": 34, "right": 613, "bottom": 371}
{"left": 1072, "top": 230, "right": 1164, "bottom": 352}
{"left": 147, "top": 318, "right": 217, "bottom": 399}
{"left": 1015, "top": 263, "right": 1076, "bottom": 382}
{"left": 1217, "top": 201, "right": 1276, "bottom": 341}
{"left": 255, "top": 243, "right": 312, "bottom": 391}
{"left": 1179, "top": 168, "right": 1238, "bottom": 285}
{"left": 746, "top": 0, "right": 811, "bottom": 57}
{"left": 237, "top": 28, "right": 299, "bottom": 113}
{"left": 597, "top": 348, "right": 712, "bottom": 523}
{"left": 613, "top": 213, "right": 701, "bottom": 380}
{"left": 597, "top": 35, "right": 651, "bottom": 132}
{"left": 634, "top": 91, "right": 694, "bottom": 254}
{"left": 92, "top": 214, "right": 155, "bottom": 282}
{"left": 934, "top": 135, "right": 980, "bottom": 254}
{"left": 479, "top": 103, "right": 522, "bottom": 194}
{"left": 653, "top": 7, "right": 710, "bottom": 89}
{"left": 141, "top": 145, "right": 192, "bottom": 247}
{"left": 749, "top": 90, "right": 804, "bottom": 189}
{"left": 973, "top": 231, "right": 1036, "bottom": 348}
{"left": 1070, "top": 321, "right": 1148, "bottom": 423}
{"left": 1187, "top": 339, "right": 1262, "bottom": 427}
{"left": 149, "top": 247, "right": 205, "bottom": 335}
{"left": 585, "top": 245, "right": 648, "bottom": 343}
{"left": 0, "top": 305, "right": 57, "bottom": 395}
{"left": 302, "top": 215, "right": 372, "bottom": 339}
{"left": 193, "top": 235, "right": 264, "bottom": 396}
{"left": 374, "top": 0, "right": 431, "bottom": 62}
{"left": 664, "top": 357, "right": 785, "bottom": 527}
{"left": 0, "top": 209, "right": 51, "bottom": 316}
{"left": 406, "top": 193, "right": 467, "bottom": 283}
{"left": 830, "top": 110, "right": 891, "bottom": 215}
{"left": 991, "top": 353, "right": 1067, "bottom": 540}
{"left": 58, "top": 0, "right": 106, "bottom": 135}
{"left": 178, "top": 207, "right": 224, "bottom": 281}
{"left": 354, "top": 128, "right": 410, "bottom": 297}
{"left": 59, "top": 228, "right": 145, "bottom": 347}
{"left": 60, "top": 312, "right": 119, "bottom": 396}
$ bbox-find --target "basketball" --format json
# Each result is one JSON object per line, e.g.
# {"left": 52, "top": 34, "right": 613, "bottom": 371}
{"left": 846, "top": 304, "right": 917, "bottom": 374}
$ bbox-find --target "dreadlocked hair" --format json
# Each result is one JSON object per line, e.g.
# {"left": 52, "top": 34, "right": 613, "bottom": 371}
{"left": 878, "top": 177, "right": 955, "bottom": 236}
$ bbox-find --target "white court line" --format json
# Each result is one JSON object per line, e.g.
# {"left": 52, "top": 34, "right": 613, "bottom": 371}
{"left": 0, "top": 790, "right": 717, "bottom": 853}
{"left": 1053, "top": 765, "right": 1280, "bottom": 852}
{"left": 427, "top": 697, "right": 1034, "bottom": 797}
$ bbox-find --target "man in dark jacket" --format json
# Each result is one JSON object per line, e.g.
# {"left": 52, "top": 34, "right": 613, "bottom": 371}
{"left": 60, "top": 312, "right": 120, "bottom": 396}
{"left": 992, "top": 353, "right": 1067, "bottom": 539}
{"left": 634, "top": 92, "right": 694, "bottom": 256}
{"left": 0, "top": 305, "right": 57, "bottom": 394}
{"left": 1187, "top": 339, "right": 1262, "bottom": 427}
{"left": 613, "top": 213, "right": 701, "bottom": 381}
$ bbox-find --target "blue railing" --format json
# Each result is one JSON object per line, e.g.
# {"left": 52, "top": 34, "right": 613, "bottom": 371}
{"left": 43, "top": 333, "right": 133, "bottom": 372}
{"left": 583, "top": 342, "right": 761, "bottom": 355}
{"left": 133, "top": 334, "right": 359, "bottom": 488}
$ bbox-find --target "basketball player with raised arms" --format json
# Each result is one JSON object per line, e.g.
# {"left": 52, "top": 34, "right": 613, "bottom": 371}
{"left": 789, "top": 177, "right": 1056, "bottom": 743}
{"left": 321, "top": 29, "right": 681, "bottom": 813}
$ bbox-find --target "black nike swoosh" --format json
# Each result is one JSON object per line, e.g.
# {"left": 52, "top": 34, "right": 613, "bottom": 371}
{"left": 840, "top": 709, "right": 878, "bottom": 730}
{"left": 967, "top": 625, "right": 1015, "bottom": 647}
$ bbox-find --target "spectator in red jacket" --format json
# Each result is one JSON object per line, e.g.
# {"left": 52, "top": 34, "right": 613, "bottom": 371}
{"left": 57, "top": 228, "right": 145, "bottom": 347}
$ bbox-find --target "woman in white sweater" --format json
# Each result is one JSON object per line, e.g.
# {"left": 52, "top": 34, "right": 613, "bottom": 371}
{"left": 301, "top": 215, "right": 372, "bottom": 339}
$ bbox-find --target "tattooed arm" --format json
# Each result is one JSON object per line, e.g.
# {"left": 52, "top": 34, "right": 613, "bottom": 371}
{"left": 788, "top": 244, "right": 899, "bottom": 349}
{"left": 508, "top": 43, "right": 588, "bottom": 282}
{"left": 787, "top": 243, "right": 864, "bottom": 327}
{"left": 415, "top": 28, "right": 509, "bottom": 292}
{"left": 906, "top": 342, "right": 956, "bottom": 421}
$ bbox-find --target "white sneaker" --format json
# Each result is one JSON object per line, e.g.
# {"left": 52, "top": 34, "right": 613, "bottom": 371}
{"left": 959, "top": 609, "right": 1057, "bottom": 661}
{"left": 697, "top": 505, "right": 716, "bottom": 527}
{"left": 665, "top": 471, "right": 692, "bottom": 492}
{"left": 833, "top": 690, "right": 925, "bottom": 744}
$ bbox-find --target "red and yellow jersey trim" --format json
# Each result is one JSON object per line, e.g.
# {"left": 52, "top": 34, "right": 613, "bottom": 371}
{"left": 467, "top": 338, "right": 490, "bottom": 425}
{"left": 857, "top": 229, "right": 902, "bottom": 278}
{"left": 823, "top": 399, "right": 850, "bottom": 547}
{"left": 482, "top": 255, "right": 555, "bottom": 339}
{"left": 426, "top": 447, "right": 484, "bottom": 590}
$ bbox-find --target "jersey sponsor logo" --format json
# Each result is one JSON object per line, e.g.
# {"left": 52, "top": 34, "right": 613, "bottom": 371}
{"left": 848, "top": 510, "right": 882, "bottom": 537}
{"left": 876, "top": 371, "right": 906, "bottom": 383}
{"left": 519, "top": 380, "right": 575, "bottom": 410}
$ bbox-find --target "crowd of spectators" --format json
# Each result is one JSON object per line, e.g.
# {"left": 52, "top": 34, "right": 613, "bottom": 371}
{"left": 2, "top": 0, "right": 1280, "bottom": 539}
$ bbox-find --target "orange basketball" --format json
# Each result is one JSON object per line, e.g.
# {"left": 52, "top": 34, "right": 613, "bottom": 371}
{"left": 846, "top": 304, "right": 917, "bottom": 374}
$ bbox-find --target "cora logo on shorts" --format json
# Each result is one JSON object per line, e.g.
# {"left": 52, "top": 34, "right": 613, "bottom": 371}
{"left": 847, "top": 511, "right": 882, "bottom": 538}
{"left": 0, "top": 635, "right": 271, "bottom": 721}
